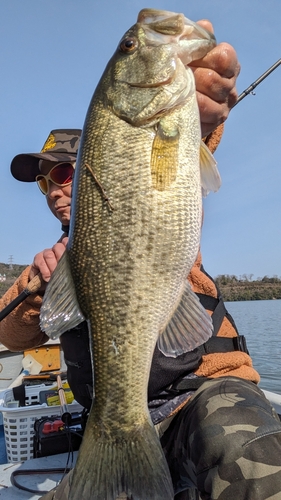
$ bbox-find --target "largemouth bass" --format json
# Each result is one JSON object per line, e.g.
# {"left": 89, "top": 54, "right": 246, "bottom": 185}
{"left": 40, "top": 8, "right": 220, "bottom": 500}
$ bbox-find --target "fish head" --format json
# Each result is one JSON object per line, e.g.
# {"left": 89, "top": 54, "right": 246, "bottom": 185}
{"left": 105, "top": 9, "right": 216, "bottom": 125}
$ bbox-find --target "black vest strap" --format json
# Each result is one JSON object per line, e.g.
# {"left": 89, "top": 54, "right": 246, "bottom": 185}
{"left": 198, "top": 264, "right": 240, "bottom": 334}
{"left": 195, "top": 265, "right": 248, "bottom": 354}
{"left": 195, "top": 293, "right": 227, "bottom": 337}
{"left": 198, "top": 335, "right": 249, "bottom": 355}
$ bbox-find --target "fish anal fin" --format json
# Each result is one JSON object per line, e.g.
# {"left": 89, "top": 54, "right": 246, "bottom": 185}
{"left": 151, "top": 121, "right": 179, "bottom": 191}
{"left": 158, "top": 280, "right": 213, "bottom": 357}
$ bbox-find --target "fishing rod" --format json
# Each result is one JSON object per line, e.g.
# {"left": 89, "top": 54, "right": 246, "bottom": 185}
{"left": 233, "top": 58, "right": 281, "bottom": 107}
{"left": 0, "top": 273, "right": 43, "bottom": 322}
{"left": 0, "top": 59, "right": 280, "bottom": 322}
{"left": 204, "top": 58, "right": 281, "bottom": 146}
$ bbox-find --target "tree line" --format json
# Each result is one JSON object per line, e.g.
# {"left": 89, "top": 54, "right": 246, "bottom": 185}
{"left": 215, "top": 274, "right": 281, "bottom": 302}
{"left": 0, "top": 263, "right": 27, "bottom": 298}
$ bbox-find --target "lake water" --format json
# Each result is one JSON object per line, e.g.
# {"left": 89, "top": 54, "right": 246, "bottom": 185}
{"left": 226, "top": 299, "right": 281, "bottom": 395}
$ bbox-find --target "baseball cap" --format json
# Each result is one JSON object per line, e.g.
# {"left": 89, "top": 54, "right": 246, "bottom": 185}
{"left": 10, "top": 129, "right": 82, "bottom": 182}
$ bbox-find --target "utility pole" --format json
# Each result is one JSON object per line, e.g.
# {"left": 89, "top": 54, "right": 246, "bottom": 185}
{"left": 8, "top": 255, "right": 13, "bottom": 270}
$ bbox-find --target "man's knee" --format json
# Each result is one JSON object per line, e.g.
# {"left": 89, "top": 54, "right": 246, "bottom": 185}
{"left": 161, "top": 377, "right": 281, "bottom": 496}
{"left": 180, "top": 377, "right": 281, "bottom": 470}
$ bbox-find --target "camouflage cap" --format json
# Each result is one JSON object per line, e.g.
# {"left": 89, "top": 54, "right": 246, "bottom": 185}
{"left": 10, "top": 129, "right": 82, "bottom": 182}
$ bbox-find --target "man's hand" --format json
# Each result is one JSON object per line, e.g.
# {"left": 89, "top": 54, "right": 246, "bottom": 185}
{"left": 192, "top": 20, "right": 240, "bottom": 137}
{"left": 29, "top": 237, "right": 68, "bottom": 291}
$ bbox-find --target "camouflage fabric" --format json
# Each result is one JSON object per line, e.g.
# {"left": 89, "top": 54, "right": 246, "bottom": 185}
{"left": 161, "top": 377, "right": 281, "bottom": 499}
{"left": 10, "top": 128, "right": 82, "bottom": 182}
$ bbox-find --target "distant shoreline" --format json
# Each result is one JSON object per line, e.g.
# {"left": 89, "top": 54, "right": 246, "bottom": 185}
{"left": 215, "top": 275, "right": 281, "bottom": 302}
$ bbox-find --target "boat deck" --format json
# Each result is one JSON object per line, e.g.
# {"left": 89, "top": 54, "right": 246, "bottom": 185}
{"left": 0, "top": 452, "right": 200, "bottom": 499}
{"left": 0, "top": 451, "right": 78, "bottom": 499}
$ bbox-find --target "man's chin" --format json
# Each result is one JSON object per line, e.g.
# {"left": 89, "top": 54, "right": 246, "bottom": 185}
{"left": 60, "top": 216, "right": 71, "bottom": 226}
{"left": 55, "top": 209, "right": 70, "bottom": 226}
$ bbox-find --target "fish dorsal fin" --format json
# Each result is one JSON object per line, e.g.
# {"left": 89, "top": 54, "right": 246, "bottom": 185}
{"left": 157, "top": 280, "right": 213, "bottom": 357}
{"left": 200, "top": 140, "right": 221, "bottom": 197}
{"left": 40, "top": 251, "right": 85, "bottom": 340}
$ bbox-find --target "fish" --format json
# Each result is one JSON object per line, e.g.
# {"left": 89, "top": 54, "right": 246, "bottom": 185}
{"left": 40, "top": 8, "right": 220, "bottom": 500}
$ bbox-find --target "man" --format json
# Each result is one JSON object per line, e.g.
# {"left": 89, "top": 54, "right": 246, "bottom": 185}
{"left": 1, "top": 22, "right": 281, "bottom": 499}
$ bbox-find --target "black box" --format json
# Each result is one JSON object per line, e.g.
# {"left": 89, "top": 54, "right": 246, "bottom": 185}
{"left": 33, "top": 413, "right": 84, "bottom": 458}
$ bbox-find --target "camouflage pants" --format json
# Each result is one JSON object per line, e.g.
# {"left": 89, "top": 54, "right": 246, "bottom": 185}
{"left": 161, "top": 377, "right": 281, "bottom": 500}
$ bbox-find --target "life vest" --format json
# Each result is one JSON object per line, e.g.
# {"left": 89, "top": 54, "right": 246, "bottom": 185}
{"left": 60, "top": 267, "right": 248, "bottom": 410}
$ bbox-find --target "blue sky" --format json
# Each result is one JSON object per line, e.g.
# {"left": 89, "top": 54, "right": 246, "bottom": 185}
{"left": 0, "top": 0, "right": 280, "bottom": 279}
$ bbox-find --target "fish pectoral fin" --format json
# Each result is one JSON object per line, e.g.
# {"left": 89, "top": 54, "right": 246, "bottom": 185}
{"left": 151, "top": 121, "right": 179, "bottom": 191}
{"left": 157, "top": 281, "right": 213, "bottom": 357}
{"left": 40, "top": 252, "right": 85, "bottom": 339}
{"left": 200, "top": 140, "right": 221, "bottom": 197}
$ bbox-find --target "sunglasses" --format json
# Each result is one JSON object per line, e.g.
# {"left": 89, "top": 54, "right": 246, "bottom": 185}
{"left": 36, "top": 162, "right": 75, "bottom": 195}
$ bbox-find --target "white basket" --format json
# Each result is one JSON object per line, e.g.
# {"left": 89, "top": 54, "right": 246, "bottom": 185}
{"left": 0, "top": 384, "right": 83, "bottom": 463}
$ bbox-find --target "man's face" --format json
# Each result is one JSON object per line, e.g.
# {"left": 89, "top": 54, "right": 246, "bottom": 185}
{"left": 38, "top": 160, "right": 73, "bottom": 225}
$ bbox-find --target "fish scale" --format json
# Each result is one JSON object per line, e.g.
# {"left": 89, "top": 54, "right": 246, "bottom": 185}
{"left": 40, "top": 8, "right": 220, "bottom": 500}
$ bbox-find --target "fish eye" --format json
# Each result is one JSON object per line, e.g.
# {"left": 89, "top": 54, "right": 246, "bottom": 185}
{"left": 119, "top": 37, "right": 138, "bottom": 54}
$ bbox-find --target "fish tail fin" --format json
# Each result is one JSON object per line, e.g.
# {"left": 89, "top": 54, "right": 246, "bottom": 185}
{"left": 69, "top": 418, "right": 174, "bottom": 500}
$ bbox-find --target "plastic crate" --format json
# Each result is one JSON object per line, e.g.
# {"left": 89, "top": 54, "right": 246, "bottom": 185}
{"left": 0, "top": 384, "right": 83, "bottom": 463}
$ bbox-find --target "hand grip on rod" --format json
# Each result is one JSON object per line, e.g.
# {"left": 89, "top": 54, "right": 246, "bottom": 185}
{"left": 0, "top": 273, "right": 44, "bottom": 322}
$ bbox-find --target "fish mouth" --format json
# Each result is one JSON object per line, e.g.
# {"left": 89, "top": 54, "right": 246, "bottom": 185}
{"left": 138, "top": 8, "right": 214, "bottom": 40}
{"left": 138, "top": 8, "right": 216, "bottom": 66}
